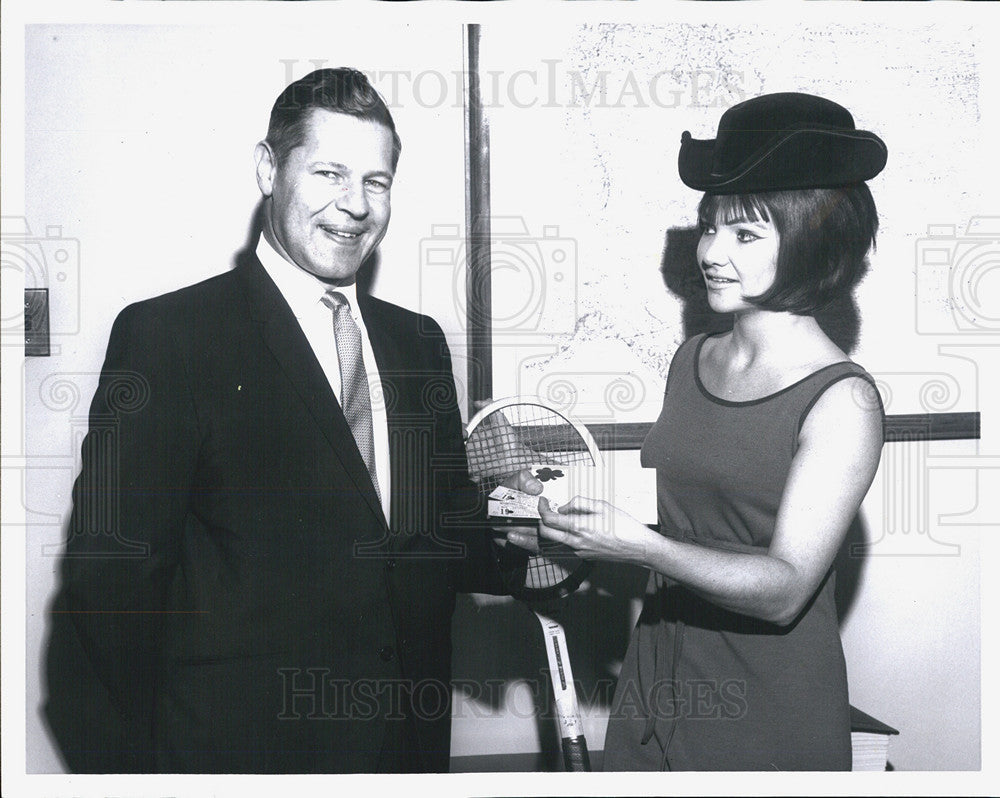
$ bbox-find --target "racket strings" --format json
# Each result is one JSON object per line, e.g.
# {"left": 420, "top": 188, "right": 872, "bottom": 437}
{"left": 466, "top": 407, "right": 596, "bottom": 492}
{"left": 525, "top": 548, "right": 580, "bottom": 590}
{"left": 466, "top": 403, "right": 597, "bottom": 598}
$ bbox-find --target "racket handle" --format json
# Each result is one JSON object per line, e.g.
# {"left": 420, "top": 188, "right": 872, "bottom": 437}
{"left": 561, "top": 735, "right": 592, "bottom": 772}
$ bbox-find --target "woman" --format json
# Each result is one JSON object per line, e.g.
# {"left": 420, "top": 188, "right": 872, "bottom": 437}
{"left": 509, "top": 93, "right": 887, "bottom": 771}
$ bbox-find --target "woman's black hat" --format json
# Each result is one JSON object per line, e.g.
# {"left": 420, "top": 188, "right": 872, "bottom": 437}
{"left": 678, "top": 92, "right": 887, "bottom": 194}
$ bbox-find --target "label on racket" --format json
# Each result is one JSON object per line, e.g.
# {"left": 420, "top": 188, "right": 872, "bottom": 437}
{"left": 488, "top": 463, "right": 601, "bottom": 519}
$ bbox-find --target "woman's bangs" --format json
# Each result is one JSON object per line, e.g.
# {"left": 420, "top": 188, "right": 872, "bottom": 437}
{"left": 699, "top": 193, "right": 772, "bottom": 226}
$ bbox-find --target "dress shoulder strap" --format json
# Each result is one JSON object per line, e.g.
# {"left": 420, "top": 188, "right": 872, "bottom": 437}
{"left": 796, "top": 362, "right": 884, "bottom": 435}
{"left": 665, "top": 333, "right": 708, "bottom": 394}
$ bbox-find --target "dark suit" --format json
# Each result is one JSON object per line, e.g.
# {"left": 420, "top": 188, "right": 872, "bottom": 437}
{"left": 44, "top": 252, "right": 506, "bottom": 773}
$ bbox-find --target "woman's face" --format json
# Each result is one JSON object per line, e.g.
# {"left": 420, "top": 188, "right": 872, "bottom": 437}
{"left": 696, "top": 211, "right": 780, "bottom": 314}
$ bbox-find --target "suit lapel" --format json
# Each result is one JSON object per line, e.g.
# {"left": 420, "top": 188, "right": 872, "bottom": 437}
{"left": 358, "top": 296, "right": 460, "bottom": 556}
{"left": 358, "top": 294, "right": 405, "bottom": 542}
{"left": 237, "top": 254, "right": 387, "bottom": 529}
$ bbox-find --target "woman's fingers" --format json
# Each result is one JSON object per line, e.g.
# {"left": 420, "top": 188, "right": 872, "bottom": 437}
{"left": 563, "top": 496, "right": 597, "bottom": 514}
{"left": 537, "top": 496, "right": 566, "bottom": 525}
{"left": 536, "top": 497, "right": 574, "bottom": 543}
{"left": 537, "top": 520, "right": 572, "bottom": 546}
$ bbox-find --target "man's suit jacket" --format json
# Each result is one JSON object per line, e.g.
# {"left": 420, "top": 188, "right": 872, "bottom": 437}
{"left": 44, "top": 252, "right": 507, "bottom": 773}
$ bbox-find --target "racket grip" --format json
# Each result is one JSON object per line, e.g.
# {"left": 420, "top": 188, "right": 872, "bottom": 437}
{"left": 561, "top": 735, "right": 592, "bottom": 772}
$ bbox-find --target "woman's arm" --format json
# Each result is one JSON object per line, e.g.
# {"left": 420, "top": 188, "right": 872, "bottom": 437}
{"left": 520, "top": 376, "right": 883, "bottom": 626}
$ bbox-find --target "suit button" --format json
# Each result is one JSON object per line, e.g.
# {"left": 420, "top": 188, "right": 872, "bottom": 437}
{"left": 386, "top": 559, "right": 397, "bottom": 570}
{"left": 379, "top": 646, "right": 395, "bottom": 662}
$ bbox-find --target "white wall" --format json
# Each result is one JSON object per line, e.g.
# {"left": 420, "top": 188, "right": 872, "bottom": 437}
{"left": 9, "top": 8, "right": 998, "bottom": 790}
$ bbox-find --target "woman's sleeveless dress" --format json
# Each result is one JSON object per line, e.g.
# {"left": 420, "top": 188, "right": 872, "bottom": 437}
{"left": 602, "top": 333, "right": 881, "bottom": 771}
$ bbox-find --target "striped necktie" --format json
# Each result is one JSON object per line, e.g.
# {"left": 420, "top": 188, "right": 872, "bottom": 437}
{"left": 321, "top": 290, "right": 381, "bottom": 502}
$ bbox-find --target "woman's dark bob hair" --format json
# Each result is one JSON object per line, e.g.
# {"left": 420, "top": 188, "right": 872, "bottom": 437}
{"left": 698, "top": 184, "right": 878, "bottom": 315}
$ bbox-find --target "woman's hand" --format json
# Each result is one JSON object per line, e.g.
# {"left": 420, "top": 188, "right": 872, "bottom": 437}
{"left": 531, "top": 496, "right": 659, "bottom": 565}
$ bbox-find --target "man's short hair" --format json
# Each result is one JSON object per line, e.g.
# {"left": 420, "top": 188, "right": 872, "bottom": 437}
{"left": 265, "top": 67, "right": 402, "bottom": 170}
{"left": 698, "top": 185, "right": 879, "bottom": 314}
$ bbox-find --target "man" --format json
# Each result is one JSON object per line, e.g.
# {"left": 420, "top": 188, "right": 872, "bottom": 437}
{"left": 44, "top": 67, "right": 537, "bottom": 774}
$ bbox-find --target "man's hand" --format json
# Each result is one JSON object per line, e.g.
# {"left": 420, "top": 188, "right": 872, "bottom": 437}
{"left": 503, "top": 525, "right": 541, "bottom": 554}
{"left": 490, "top": 468, "right": 543, "bottom": 549}
{"left": 499, "top": 468, "right": 543, "bottom": 495}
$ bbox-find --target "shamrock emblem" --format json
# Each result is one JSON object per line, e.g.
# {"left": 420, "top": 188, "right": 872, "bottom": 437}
{"left": 534, "top": 467, "right": 564, "bottom": 482}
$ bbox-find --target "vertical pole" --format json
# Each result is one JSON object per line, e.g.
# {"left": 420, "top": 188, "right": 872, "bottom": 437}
{"left": 463, "top": 23, "right": 493, "bottom": 417}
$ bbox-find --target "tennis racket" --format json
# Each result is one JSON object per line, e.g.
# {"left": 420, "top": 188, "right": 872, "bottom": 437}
{"left": 465, "top": 398, "right": 604, "bottom": 773}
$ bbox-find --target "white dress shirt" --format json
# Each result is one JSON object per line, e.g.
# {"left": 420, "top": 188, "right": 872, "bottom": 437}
{"left": 256, "top": 235, "right": 391, "bottom": 524}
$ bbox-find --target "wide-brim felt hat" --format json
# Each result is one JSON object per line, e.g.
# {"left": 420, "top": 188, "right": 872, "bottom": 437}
{"left": 678, "top": 92, "right": 887, "bottom": 194}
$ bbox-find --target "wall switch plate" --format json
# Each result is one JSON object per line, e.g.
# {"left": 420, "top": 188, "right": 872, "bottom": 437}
{"left": 25, "top": 288, "right": 50, "bottom": 356}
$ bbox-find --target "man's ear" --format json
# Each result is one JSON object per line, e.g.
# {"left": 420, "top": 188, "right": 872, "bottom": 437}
{"left": 254, "top": 141, "right": 277, "bottom": 197}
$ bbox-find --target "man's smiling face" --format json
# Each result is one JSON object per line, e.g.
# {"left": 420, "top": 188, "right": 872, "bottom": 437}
{"left": 257, "top": 109, "right": 394, "bottom": 285}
